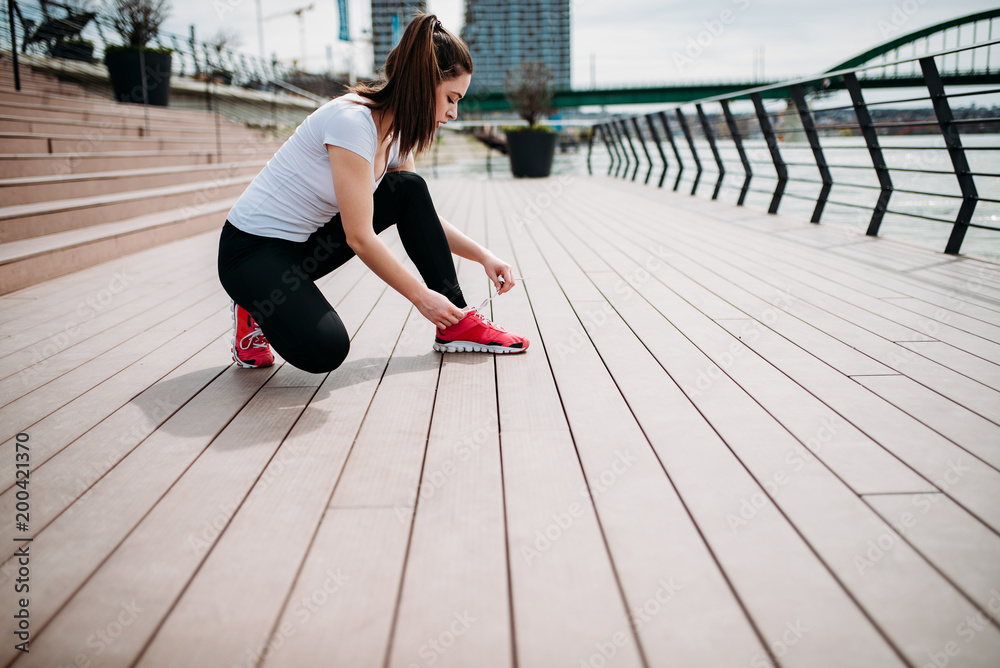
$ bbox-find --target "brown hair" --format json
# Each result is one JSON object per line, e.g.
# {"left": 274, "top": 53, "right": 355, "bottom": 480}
{"left": 350, "top": 13, "right": 473, "bottom": 159}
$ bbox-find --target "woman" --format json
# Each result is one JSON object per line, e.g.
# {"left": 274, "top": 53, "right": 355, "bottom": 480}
{"left": 218, "top": 14, "right": 528, "bottom": 372}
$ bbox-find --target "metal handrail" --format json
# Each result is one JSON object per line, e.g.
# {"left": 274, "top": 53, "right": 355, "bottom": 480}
{"left": 588, "top": 39, "right": 1000, "bottom": 256}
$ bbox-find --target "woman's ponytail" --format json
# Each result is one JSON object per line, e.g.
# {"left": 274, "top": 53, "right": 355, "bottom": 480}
{"left": 351, "top": 13, "right": 473, "bottom": 159}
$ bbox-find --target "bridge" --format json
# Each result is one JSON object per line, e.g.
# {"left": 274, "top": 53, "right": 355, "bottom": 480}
{"left": 463, "top": 8, "right": 1000, "bottom": 112}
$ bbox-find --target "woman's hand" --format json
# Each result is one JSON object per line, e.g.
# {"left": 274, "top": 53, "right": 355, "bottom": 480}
{"left": 482, "top": 253, "right": 515, "bottom": 295}
{"left": 415, "top": 287, "right": 466, "bottom": 331}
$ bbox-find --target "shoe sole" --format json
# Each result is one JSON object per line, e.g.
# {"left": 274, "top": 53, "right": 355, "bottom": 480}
{"left": 433, "top": 341, "right": 527, "bottom": 354}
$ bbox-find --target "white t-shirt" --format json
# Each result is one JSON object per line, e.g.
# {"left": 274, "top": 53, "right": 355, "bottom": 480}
{"left": 227, "top": 93, "right": 410, "bottom": 242}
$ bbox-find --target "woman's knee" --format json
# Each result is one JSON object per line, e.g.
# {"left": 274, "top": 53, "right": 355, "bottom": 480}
{"left": 274, "top": 312, "right": 351, "bottom": 373}
{"left": 391, "top": 171, "right": 431, "bottom": 203}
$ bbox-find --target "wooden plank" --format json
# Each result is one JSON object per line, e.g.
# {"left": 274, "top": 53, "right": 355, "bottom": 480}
{"left": 852, "top": 375, "right": 1000, "bottom": 470}
{"left": 896, "top": 341, "right": 1000, "bottom": 392}
{"left": 0, "top": 363, "right": 278, "bottom": 667}
{"left": 0, "top": 284, "right": 226, "bottom": 473}
{"left": 595, "top": 177, "right": 1000, "bottom": 317}
{"left": 135, "top": 288, "right": 414, "bottom": 668}
{"left": 543, "top": 179, "right": 1000, "bottom": 666}
{"left": 508, "top": 182, "right": 901, "bottom": 667}
{"left": 327, "top": 317, "right": 439, "bottom": 507}
{"left": 12, "top": 386, "right": 314, "bottom": 668}
{"left": 259, "top": 509, "right": 412, "bottom": 668}
{"left": 0, "top": 265, "right": 216, "bottom": 390}
{"left": 863, "top": 492, "right": 1000, "bottom": 618}
{"left": 473, "top": 181, "right": 644, "bottom": 668}
{"left": 387, "top": 250, "right": 512, "bottom": 668}
{"left": 0, "top": 313, "right": 228, "bottom": 561}
{"left": 565, "top": 194, "right": 1000, "bottom": 423}
{"left": 546, "top": 214, "right": 932, "bottom": 496}
{"left": 0, "top": 226, "right": 209, "bottom": 324}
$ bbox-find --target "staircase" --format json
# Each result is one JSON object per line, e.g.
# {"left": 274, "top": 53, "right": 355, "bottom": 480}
{"left": 0, "top": 58, "right": 285, "bottom": 295}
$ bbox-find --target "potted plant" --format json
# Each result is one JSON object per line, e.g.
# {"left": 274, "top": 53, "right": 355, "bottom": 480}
{"left": 51, "top": 38, "right": 95, "bottom": 62}
{"left": 504, "top": 61, "right": 557, "bottom": 178}
{"left": 206, "top": 29, "right": 238, "bottom": 85}
{"left": 102, "top": 0, "right": 173, "bottom": 106}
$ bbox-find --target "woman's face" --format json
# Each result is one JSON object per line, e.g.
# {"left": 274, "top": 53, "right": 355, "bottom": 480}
{"left": 435, "top": 72, "right": 472, "bottom": 129}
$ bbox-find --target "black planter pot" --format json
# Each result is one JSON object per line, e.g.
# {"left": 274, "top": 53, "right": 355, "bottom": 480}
{"left": 105, "top": 50, "right": 172, "bottom": 106}
{"left": 507, "top": 130, "right": 557, "bottom": 178}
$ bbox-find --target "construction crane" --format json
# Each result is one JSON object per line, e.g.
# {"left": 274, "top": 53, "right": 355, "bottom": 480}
{"left": 264, "top": 4, "right": 315, "bottom": 70}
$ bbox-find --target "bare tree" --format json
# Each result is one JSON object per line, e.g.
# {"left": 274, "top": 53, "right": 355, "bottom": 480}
{"left": 103, "top": 0, "right": 171, "bottom": 48}
{"left": 504, "top": 61, "right": 554, "bottom": 128}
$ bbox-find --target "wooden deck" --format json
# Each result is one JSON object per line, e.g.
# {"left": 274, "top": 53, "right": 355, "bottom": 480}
{"left": 1, "top": 175, "right": 999, "bottom": 668}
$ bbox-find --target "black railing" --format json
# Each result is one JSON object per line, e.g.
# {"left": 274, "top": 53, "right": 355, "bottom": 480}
{"left": 588, "top": 40, "right": 1000, "bottom": 256}
{"left": 3, "top": 0, "right": 291, "bottom": 89}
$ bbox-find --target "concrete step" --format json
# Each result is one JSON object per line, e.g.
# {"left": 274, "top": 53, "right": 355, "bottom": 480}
{"left": 0, "top": 131, "right": 284, "bottom": 155}
{"left": 0, "top": 173, "right": 254, "bottom": 242}
{"left": 0, "top": 98, "right": 233, "bottom": 128}
{"left": 0, "top": 160, "right": 265, "bottom": 206}
{"left": 0, "top": 114, "right": 275, "bottom": 142}
{"left": 0, "top": 68, "right": 93, "bottom": 98}
{"left": 0, "top": 197, "right": 234, "bottom": 295}
{"left": 0, "top": 149, "right": 267, "bottom": 178}
{"left": 0, "top": 88, "right": 233, "bottom": 123}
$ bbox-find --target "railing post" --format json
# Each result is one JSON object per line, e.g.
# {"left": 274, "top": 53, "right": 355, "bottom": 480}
{"left": 609, "top": 120, "right": 629, "bottom": 179}
{"left": 789, "top": 84, "right": 833, "bottom": 223}
{"left": 843, "top": 73, "right": 892, "bottom": 237}
{"left": 675, "top": 108, "right": 702, "bottom": 196}
{"left": 8, "top": 0, "right": 20, "bottom": 91}
{"left": 657, "top": 111, "right": 685, "bottom": 192}
{"left": 696, "top": 103, "right": 725, "bottom": 200}
{"left": 920, "top": 56, "right": 979, "bottom": 255}
{"left": 720, "top": 100, "right": 752, "bottom": 205}
{"left": 599, "top": 124, "right": 619, "bottom": 177}
{"left": 618, "top": 119, "right": 641, "bottom": 182}
{"left": 750, "top": 92, "right": 787, "bottom": 214}
{"left": 631, "top": 117, "right": 654, "bottom": 185}
{"left": 645, "top": 114, "right": 669, "bottom": 188}
{"left": 586, "top": 126, "right": 595, "bottom": 176}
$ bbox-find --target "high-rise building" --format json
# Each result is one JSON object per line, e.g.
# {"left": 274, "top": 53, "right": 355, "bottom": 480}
{"left": 371, "top": 0, "right": 427, "bottom": 74}
{"left": 461, "top": 0, "right": 571, "bottom": 94}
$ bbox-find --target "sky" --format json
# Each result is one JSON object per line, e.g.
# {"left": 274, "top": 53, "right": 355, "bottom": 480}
{"left": 159, "top": 0, "right": 998, "bottom": 87}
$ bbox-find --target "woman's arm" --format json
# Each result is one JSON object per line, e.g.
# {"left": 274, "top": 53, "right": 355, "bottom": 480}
{"left": 328, "top": 145, "right": 465, "bottom": 329}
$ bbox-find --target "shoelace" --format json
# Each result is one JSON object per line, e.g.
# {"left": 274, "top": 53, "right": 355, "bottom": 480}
{"left": 239, "top": 325, "right": 270, "bottom": 351}
{"left": 465, "top": 276, "right": 527, "bottom": 329}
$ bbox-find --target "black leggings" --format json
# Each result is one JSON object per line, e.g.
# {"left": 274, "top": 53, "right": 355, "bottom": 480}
{"left": 217, "top": 171, "right": 466, "bottom": 373}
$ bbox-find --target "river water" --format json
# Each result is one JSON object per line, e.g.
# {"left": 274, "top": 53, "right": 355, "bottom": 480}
{"left": 432, "top": 132, "right": 1000, "bottom": 263}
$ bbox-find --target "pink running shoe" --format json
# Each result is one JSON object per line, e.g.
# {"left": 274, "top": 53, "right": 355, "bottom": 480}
{"left": 433, "top": 305, "right": 529, "bottom": 354}
{"left": 231, "top": 300, "right": 274, "bottom": 368}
